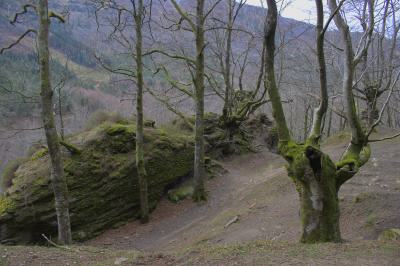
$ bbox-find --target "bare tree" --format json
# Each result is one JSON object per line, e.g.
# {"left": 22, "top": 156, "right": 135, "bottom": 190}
{"left": 1, "top": 0, "right": 73, "bottom": 244}
{"left": 261, "top": 0, "right": 395, "bottom": 243}
{"left": 169, "top": 0, "right": 209, "bottom": 201}
{"left": 351, "top": 0, "right": 400, "bottom": 127}
{"left": 150, "top": 0, "right": 222, "bottom": 201}
{"left": 91, "top": 0, "right": 151, "bottom": 222}
{"left": 38, "top": 0, "right": 72, "bottom": 245}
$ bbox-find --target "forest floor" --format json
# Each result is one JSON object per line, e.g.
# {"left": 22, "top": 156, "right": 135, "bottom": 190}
{"left": 1, "top": 129, "right": 399, "bottom": 265}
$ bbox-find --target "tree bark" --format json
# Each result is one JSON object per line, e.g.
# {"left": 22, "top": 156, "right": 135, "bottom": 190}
{"left": 263, "top": 0, "right": 355, "bottom": 243}
{"left": 264, "top": 0, "right": 291, "bottom": 143}
{"left": 57, "top": 86, "right": 65, "bottom": 140}
{"left": 296, "top": 147, "right": 341, "bottom": 243}
{"left": 327, "top": 99, "right": 333, "bottom": 137}
{"left": 304, "top": 105, "right": 310, "bottom": 142}
{"left": 38, "top": 0, "right": 72, "bottom": 245}
{"left": 135, "top": 0, "right": 149, "bottom": 223}
{"left": 328, "top": 0, "right": 372, "bottom": 160}
{"left": 192, "top": 0, "right": 207, "bottom": 201}
{"left": 222, "top": 0, "right": 233, "bottom": 120}
{"left": 309, "top": 0, "right": 328, "bottom": 144}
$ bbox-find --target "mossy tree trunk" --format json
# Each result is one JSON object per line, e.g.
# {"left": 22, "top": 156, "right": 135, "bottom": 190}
{"left": 134, "top": 0, "right": 149, "bottom": 223}
{"left": 285, "top": 145, "right": 341, "bottom": 242}
{"left": 192, "top": 0, "right": 207, "bottom": 202}
{"left": 263, "top": 0, "right": 372, "bottom": 243}
{"left": 38, "top": 0, "right": 72, "bottom": 245}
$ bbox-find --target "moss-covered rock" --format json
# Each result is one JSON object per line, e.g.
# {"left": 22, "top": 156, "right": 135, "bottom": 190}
{"left": 378, "top": 228, "right": 400, "bottom": 241}
{"left": 168, "top": 184, "right": 194, "bottom": 203}
{"left": 0, "top": 122, "right": 194, "bottom": 244}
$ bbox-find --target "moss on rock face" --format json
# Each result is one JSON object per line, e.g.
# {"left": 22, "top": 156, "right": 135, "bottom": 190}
{"left": 0, "top": 122, "right": 194, "bottom": 244}
{"left": 378, "top": 228, "right": 400, "bottom": 240}
{"left": 168, "top": 185, "right": 194, "bottom": 203}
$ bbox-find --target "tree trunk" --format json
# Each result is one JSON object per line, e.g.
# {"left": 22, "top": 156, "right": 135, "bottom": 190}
{"left": 386, "top": 105, "right": 392, "bottom": 127}
{"left": 58, "top": 86, "right": 65, "bottom": 140}
{"left": 192, "top": 0, "right": 207, "bottom": 201}
{"left": 264, "top": 0, "right": 343, "bottom": 243}
{"left": 264, "top": 0, "right": 290, "bottom": 143}
{"left": 222, "top": 0, "right": 233, "bottom": 120}
{"left": 38, "top": 0, "right": 72, "bottom": 245}
{"left": 309, "top": 0, "right": 328, "bottom": 144}
{"left": 295, "top": 147, "right": 341, "bottom": 243}
{"left": 327, "top": 98, "right": 333, "bottom": 137}
{"left": 283, "top": 144, "right": 341, "bottom": 243}
{"left": 135, "top": 0, "right": 149, "bottom": 223}
{"left": 304, "top": 105, "right": 310, "bottom": 142}
{"left": 366, "top": 92, "right": 378, "bottom": 127}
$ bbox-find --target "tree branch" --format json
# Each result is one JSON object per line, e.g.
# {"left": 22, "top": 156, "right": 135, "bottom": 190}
{"left": 0, "top": 29, "right": 37, "bottom": 54}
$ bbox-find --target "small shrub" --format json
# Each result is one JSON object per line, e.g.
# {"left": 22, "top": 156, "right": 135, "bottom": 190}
{"left": 1, "top": 158, "right": 28, "bottom": 192}
{"left": 85, "top": 110, "right": 127, "bottom": 130}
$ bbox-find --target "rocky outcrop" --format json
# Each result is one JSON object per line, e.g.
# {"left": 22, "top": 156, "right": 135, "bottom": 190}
{"left": 0, "top": 113, "right": 276, "bottom": 244}
{"left": 0, "top": 122, "right": 194, "bottom": 244}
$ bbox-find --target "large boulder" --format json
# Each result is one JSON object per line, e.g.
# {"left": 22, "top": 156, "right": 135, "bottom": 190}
{"left": 0, "top": 122, "right": 194, "bottom": 244}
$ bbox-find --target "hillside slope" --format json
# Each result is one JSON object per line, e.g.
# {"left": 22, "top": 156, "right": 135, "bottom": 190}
{"left": 86, "top": 130, "right": 400, "bottom": 251}
{"left": 0, "top": 130, "right": 399, "bottom": 265}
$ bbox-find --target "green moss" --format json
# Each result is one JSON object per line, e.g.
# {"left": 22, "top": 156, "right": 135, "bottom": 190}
{"left": 378, "top": 228, "right": 400, "bottom": 240}
{"left": 0, "top": 197, "right": 15, "bottom": 216}
{"left": 105, "top": 123, "right": 135, "bottom": 136}
{"left": 279, "top": 140, "right": 341, "bottom": 243}
{"left": 30, "top": 148, "right": 48, "bottom": 160}
{"left": 0, "top": 121, "right": 194, "bottom": 244}
{"left": 168, "top": 185, "right": 194, "bottom": 203}
{"left": 279, "top": 141, "right": 308, "bottom": 181}
{"left": 336, "top": 158, "right": 357, "bottom": 169}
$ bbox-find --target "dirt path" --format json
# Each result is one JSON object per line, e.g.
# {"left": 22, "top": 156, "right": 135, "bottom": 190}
{"left": 86, "top": 150, "right": 287, "bottom": 251}
{"left": 87, "top": 134, "right": 400, "bottom": 253}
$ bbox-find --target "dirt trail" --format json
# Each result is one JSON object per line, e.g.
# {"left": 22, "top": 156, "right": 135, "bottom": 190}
{"left": 87, "top": 134, "right": 400, "bottom": 252}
